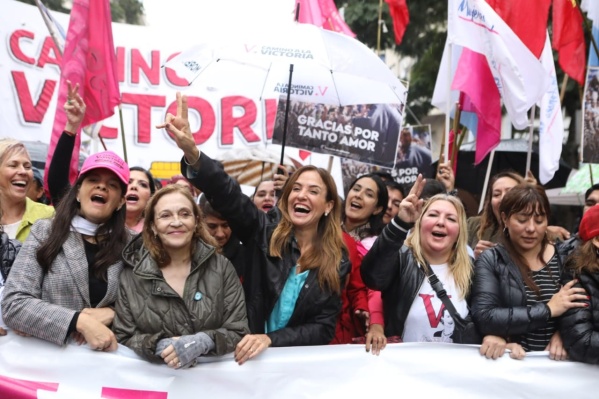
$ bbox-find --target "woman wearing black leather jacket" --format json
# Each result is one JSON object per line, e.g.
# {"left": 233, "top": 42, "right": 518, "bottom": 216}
{"left": 472, "top": 184, "right": 587, "bottom": 360}
{"left": 361, "top": 176, "right": 474, "bottom": 343}
{"left": 159, "top": 93, "right": 350, "bottom": 366}
{"left": 560, "top": 205, "right": 599, "bottom": 364}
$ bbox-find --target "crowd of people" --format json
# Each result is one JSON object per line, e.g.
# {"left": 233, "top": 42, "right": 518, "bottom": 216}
{"left": 0, "top": 88, "right": 598, "bottom": 371}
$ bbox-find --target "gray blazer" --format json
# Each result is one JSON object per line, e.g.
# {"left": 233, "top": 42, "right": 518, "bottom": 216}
{"left": 1, "top": 219, "right": 123, "bottom": 346}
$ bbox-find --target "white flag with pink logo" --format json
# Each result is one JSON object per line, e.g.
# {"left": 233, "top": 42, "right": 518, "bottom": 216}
{"left": 448, "top": 0, "right": 548, "bottom": 130}
{"left": 538, "top": 33, "right": 564, "bottom": 184}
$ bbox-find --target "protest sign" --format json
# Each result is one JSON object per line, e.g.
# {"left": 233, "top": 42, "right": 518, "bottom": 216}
{"left": 583, "top": 67, "right": 599, "bottom": 163}
{"left": 272, "top": 97, "right": 404, "bottom": 168}
{"left": 340, "top": 124, "right": 433, "bottom": 193}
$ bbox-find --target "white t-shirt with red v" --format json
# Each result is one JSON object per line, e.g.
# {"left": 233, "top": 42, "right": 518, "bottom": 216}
{"left": 402, "top": 263, "right": 469, "bottom": 343}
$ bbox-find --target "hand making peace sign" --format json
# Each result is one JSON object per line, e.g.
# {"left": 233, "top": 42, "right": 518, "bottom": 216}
{"left": 396, "top": 174, "right": 426, "bottom": 225}
{"left": 156, "top": 92, "right": 200, "bottom": 164}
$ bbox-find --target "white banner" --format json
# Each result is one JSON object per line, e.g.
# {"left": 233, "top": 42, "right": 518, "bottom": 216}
{"left": 0, "top": 334, "right": 597, "bottom": 398}
{"left": 0, "top": 0, "right": 341, "bottom": 183}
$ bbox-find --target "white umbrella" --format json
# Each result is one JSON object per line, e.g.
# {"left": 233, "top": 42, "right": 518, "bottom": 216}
{"left": 165, "top": 22, "right": 407, "bottom": 106}
{"left": 164, "top": 22, "right": 407, "bottom": 165}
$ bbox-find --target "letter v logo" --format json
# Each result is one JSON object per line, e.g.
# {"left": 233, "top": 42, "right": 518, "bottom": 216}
{"left": 318, "top": 86, "right": 328, "bottom": 96}
{"left": 419, "top": 294, "right": 451, "bottom": 328}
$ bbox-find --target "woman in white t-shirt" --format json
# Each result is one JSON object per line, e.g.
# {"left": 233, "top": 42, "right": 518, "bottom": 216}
{"left": 361, "top": 175, "right": 475, "bottom": 344}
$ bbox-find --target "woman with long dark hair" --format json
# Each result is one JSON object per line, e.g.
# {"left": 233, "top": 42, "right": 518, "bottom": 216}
{"left": 472, "top": 184, "right": 587, "bottom": 360}
{"left": 2, "top": 148, "right": 129, "bottom": 350}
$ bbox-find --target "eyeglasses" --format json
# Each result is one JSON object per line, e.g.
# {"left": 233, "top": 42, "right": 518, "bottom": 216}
{"left": 155, "top": 211, "right": 194, "bottom": 224}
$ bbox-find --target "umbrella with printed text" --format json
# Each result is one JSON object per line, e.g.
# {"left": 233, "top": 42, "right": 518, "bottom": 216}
{"left": 164, "top": 21, "right": 408, "bottom": 164}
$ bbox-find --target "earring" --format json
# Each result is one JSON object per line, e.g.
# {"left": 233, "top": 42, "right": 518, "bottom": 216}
{"left": 76, "top": 198, "right": 80, "bottom": 203}
{"left": 324, "top": 212, "right": 329, "bottom": 217}
{"left": 503, "top": 227, "right": 509, "bottom": 237}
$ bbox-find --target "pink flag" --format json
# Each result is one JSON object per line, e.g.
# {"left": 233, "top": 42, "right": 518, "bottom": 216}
{"left": 296, "top": 0, "right": 356, "bottom": 37}
{"left": 451, "top": 48, "right": 501, "bottom": 164}
{"left": 46, "top": 0, "right": 120, "bottom": 185}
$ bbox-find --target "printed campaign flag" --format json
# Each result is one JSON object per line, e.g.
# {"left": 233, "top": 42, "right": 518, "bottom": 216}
{"left": 538, "top": 33, "right": 565, "bottom": 184}
{"left": 46, "top": 0, "right": 121, "bottom": 185}
{"left": 296, "top": 0, "right": 356, "bottom": 37}
{"left": 448, "top": 0, "right": 547, "bottom": 130}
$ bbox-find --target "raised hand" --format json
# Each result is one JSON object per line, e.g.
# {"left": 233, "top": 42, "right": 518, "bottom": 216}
{"left": 396, "top": 174, "right": 426, "bottom": 224}
{"left": 156, "top": 92, "right": 199, "bottom": 164}
{"left": 436, "top": 154, "right": 455, "bottom": 192}
{"left": 64, "top": 80, "right": 86, "bottom": 133}
{"left": 273, "top": 165, "right": 289, "bottom": 192}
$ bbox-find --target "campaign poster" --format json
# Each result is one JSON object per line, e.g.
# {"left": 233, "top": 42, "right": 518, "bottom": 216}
{"left": 272, "top": 97, "right": 404, "bottom": 168}
{"left": 340, "top": 124, "right": 433, "bottom": 194}
{"left": 582, "top": 66, "right": 599, "bottom": 163}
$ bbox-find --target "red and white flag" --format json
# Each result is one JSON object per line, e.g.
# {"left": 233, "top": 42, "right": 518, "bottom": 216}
{"left": 45, "top": 0, "right": 121, "bottom": 184}
{"left": 448, "top": 0, "right": 547, "bottom": 130}
{"left": 486, "top": 0, "right": 550, "bottom": 58}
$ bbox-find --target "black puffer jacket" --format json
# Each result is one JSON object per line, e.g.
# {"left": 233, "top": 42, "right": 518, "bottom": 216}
{"left": 0, "top": 232, "right": 21, "bottom": 282}
{"left": 471, "top": 244, "right": 566, "bottom": 339}
{"left": 559, "top": 267, "right": 599, "bottom": 364}
{"left": 182, "top": 154, "right": 351, "bottom": 346}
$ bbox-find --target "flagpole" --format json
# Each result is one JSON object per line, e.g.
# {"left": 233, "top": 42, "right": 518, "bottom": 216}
{"left": 577, "top": 0, "right": 599, "bottom": 59}
{"left": 444, "top": 44, "right": 452, "bottom": 162}
{"left": 377, "top": 0, "right": 383, "bottom": 54}
{"left": 34, "top": 0, "right": 63, "bottom": 56}
{"left": 479, "top": 150, "right": 495, "bottom": 214}
{"left": 525, "top": 105, "right": 536, "bottom": 174}
{"left": 118, "top": 105, "right": 128, "bottom": 163}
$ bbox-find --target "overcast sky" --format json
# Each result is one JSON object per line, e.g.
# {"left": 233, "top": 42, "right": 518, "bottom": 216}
{"left": 143, "top": 0, "right": 296, "bottom": 36}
